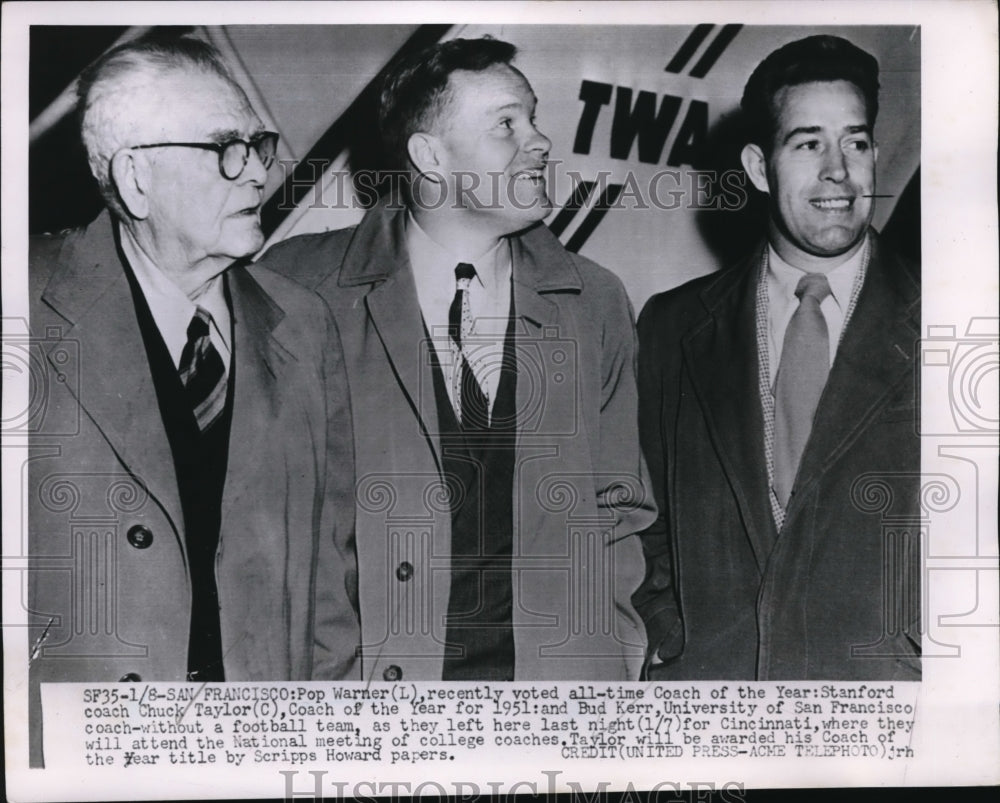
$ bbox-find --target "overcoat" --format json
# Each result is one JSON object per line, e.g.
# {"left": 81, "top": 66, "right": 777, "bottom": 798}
{"left": 26, "top": 213, "right": 359, "bottom": 765}
{"left": 262, "top": 201, "right": 656, "bottom": 681}
{"left": 632, "top": 233, "right": 922, "bottom": 680}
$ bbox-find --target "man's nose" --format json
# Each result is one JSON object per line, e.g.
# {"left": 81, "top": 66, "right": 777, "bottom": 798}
{"left": 524, "top": 124, "right": 551, "bottom": 157}
{"left": 820, "top": 146, "right": 848, "bottom": 182}
{"left": 238, "top": 144, "right": 269, "bottom": 186}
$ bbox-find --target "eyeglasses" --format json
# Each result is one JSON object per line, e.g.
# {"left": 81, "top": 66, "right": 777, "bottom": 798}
{"left": 127, "top": 131, "right": 279, "bottom": 180}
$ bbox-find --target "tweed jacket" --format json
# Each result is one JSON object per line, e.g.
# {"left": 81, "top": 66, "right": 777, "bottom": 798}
{"left": 632, "top": 232, "right": 921, "bottom": 680}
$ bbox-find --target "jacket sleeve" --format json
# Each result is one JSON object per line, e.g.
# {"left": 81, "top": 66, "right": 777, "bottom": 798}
{"left": 592, "top": 277, "right": 658, "bottom": 673}
{"left": 311, "top": 301, "right": 363, "bottom": 679}
{"left": 595, "top": 279, "right": 658, "bottom": 529}
{"left": 630, "top": 294, "right": 685, "bottom": 675}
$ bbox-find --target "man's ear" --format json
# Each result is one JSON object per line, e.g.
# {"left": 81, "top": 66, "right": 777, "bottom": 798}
{"left": 406, "top": 132, "right": 443, "bottom": 181}
{"left": 741, "top": 143, "right": 770, "bottom": 194}
{"left": 110, "top": 150, "right": 150, "bottom": 219}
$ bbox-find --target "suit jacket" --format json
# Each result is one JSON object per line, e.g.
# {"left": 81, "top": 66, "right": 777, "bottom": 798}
{"left": 26, "top": 213, "right": 359, "bottom": 766}
{"left": 632, "top": 232, "right": 921, "bottom": 680}
{"left": 260, "top": 200, "right": 656, "bottom": 681}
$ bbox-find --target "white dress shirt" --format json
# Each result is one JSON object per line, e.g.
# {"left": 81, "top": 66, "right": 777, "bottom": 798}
{"left": 766, "top": 238, "right": 868, "bottom": 389}
{"left": 405, "top": 213, "right": 512, "bottom": 416}
{"left": 119, "top": 224, "right": 232, "bottom": 372}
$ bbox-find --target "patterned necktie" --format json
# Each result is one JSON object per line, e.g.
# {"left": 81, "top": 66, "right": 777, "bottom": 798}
{"left": 773, "top": 273, "right": 832, "bottom": 508}
{"left": 448, "top": 263, "right": 490, "bottom": 430}
{"left": 178, "top": 307, "right": 228, "bottom": 432}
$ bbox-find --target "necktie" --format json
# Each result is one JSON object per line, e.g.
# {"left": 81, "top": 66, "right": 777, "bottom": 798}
{"left": 448, "top": 263, "right": 490, "bottom": 430}
{"left": 773, "top": 273, "right": 832, "bottom": 508}
{"left": 178, "top": 307, "right": 228, "bottom": 432}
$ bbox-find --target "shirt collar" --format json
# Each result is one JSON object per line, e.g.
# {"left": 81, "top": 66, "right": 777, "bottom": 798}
{"left": 766, "top": 235, "right": 868, "bottom": 312}
{"left": 118, "top": 223, "right": 231, "bottom": 366}
{"left": 405, "top": 212, "right": 511, "bottom": 293}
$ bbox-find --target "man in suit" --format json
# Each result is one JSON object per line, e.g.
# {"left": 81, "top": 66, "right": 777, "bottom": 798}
{"left": 27, "top": 38, "right": 358, "bottom": 765}
{"left": 633, "top": 35, "right": 921, "bottom": 680}
{"left": 262, "top": 37, "right": 654, "bottom": 682}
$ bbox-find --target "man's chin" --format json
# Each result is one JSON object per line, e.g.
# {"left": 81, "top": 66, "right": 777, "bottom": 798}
{"left": 505, "top": 204, "right": 551, "bottom": 233}
{"left": 809, "top": 228, "right": 867, "bottom": 257}
{"left": 513, "top": 194, "right": 552, "bottom": 221}
{"left": 790, "top": 216, "right": 867, "bottom": 255}
{"left": 224, "top": 223, "right": 265, "bottom": 258}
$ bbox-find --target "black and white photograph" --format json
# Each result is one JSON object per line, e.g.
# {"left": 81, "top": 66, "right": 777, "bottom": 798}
{"left": 2, "top": 1, "right": 997, "bottom": 799}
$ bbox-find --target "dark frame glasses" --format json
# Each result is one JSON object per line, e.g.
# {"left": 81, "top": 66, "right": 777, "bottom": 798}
{"left": 127, "top": 131, "right": 279, "bottom": 180}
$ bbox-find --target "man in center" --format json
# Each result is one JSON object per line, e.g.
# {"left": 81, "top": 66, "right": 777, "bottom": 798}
{"left": 263, "top": 37, "right": 654, "bottom": 681}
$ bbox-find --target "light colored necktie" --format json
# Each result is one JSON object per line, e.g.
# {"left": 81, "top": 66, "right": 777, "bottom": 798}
{"left": 177, "top": 307, "right": 228, "bottom": 432}
{"left": 448, "top": 263, "right": 489, "bottom": 429}
{"left": 773, "top": 273, "right": 832, "bottom": 508}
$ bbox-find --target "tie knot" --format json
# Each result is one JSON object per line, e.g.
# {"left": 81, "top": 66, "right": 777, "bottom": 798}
{"left": 795, "top": 273, "right": 831, "bottom": 303}
{"left": 455, "top": 262, "right": 476, "bottom": 284}
{"left": 187, "top": 307, "right": 213, "bottom": 341}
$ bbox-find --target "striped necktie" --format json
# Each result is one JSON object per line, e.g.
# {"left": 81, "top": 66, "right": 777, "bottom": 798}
{"left": 178, "top": 307, "right": 227, "bottom": 432}
{"left": 448, "top": 263, "right": 490, "bottom": 430}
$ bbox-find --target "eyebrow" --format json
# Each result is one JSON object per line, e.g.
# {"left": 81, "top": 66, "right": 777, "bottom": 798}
{"left": 207, "top": 126, "right": 263, "bottom": 144}
{"left": 487, "top": 95, "right": 539, "bottom": 116}
{"left": 782, "top": 123, "right": 872, "bottom": 145}
{"left": 489, "top": 102, "right": 524, "bottom": 115}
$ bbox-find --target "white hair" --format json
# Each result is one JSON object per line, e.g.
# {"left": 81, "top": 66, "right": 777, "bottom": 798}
{"left": 76, "top": 38, "right": 235, "bottom": 218}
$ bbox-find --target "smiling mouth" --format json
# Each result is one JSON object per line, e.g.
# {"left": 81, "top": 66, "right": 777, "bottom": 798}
{"left": 810, "top": 197, "right": 854, "bottom": 211}
{"left": 233, "top": 204, "right": 261, "bottom": 217}
{"left": 513, "top": 167, "right": 546, "bottom": 184}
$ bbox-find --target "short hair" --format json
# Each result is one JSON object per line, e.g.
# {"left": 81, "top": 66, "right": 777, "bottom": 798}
{"left": 76, "top": 36, "right": 236, "bottom": 217}
{"left": 378, "top": 37, "right": 518, "bottom": 169}
{"left": 741, "top": 35, "right": 880, "bottom": 152}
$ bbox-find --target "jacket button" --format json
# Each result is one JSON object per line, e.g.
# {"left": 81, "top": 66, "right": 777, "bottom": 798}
{"left": 126, "top": 524, "right": 153, "bottom": 549}
{"left": 395, "top": 562, "right": 414, "bottom": 582}
{"left": 382, "top": 665, "right": 402, "bottom": 681}
{"left": 119, "top": 672, "right": 142, "bottom": 682}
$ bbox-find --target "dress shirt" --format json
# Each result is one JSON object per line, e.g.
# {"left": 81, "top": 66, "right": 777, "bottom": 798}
{"left": 406, "top": 213, "right": 512, "bottom": 414}
{"left": 119, "top": 224, "right": 232, "bottom": 372}
{"left": 766, "top": 237, "right": 868, "bottom": 389}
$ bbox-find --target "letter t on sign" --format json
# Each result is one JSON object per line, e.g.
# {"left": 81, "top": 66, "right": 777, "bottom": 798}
{"left": 574, "top": 80, "right": 613, "bottom": 155}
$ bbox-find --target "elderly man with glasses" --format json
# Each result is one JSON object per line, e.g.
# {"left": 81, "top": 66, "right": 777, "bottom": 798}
{"left": 26, "top": 37, "right": 359, "bottom": 766}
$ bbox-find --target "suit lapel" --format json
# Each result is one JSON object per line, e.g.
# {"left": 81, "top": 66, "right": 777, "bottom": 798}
{"left": 682, "top": 255, "right": 776, "bottom": 569}
{"left": 219, "top": 266, "right": 284, "bottom": 533}
{"left": 338, "top": 211, "right": 588, "bottom": 473}
{"left": 39, "top": 214, "right": 185, "bottom": 534}
{"left": 785, "top": 237, "right": 919, "bottom": 524}
{"left": 340, "top": 204, "right": 444, "bottom": 472}
{"left": 366, "top": 271, "right": 444, "bottom": 470}
{"left": 508, "top": 226, "right": 570, "bottom": 445}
